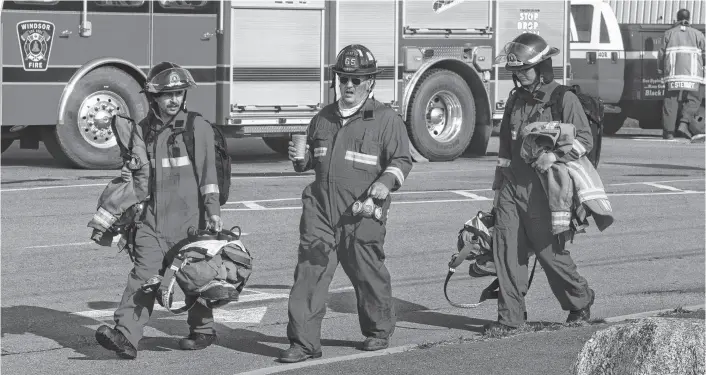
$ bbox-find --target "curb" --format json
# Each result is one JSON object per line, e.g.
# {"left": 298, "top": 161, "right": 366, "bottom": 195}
{"left": 235, "top": 304, "right": 705, "bottom": 375}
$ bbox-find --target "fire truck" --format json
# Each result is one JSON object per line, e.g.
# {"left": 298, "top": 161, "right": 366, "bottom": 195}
{"left": 569, "top": 0, "right": 705, "bottom": 135}
{"left": 0, "top": 0, "right": 570, "bottom": 169}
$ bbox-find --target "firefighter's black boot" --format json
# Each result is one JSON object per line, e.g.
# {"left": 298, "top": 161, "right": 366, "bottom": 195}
{"left": 179, "top": 332, "right": 217, "bottom": 350}
{"left": 95, "top": 325, "right": 137, "bottom": 359}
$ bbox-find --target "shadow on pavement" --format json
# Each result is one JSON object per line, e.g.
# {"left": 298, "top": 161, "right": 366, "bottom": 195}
{"left": 1, "top": 305, "right": 130, "bottom": 360}
{"left": 327, "top": 292, "right": 490, "bottom": 334}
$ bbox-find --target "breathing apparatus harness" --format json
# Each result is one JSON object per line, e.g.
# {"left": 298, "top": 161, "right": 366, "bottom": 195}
{"left": 444, "top": 210, "right": 538, "bottom": 309}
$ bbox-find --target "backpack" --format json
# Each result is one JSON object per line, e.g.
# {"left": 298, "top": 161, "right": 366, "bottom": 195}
{"left": 181, "top": 112, "right": 232, "bottom": 205}
{"left": 545, "top": 85, "right": 604, "bottom": 168}
{"left": 508, "top": 84, "right": 604, "bottom": 168}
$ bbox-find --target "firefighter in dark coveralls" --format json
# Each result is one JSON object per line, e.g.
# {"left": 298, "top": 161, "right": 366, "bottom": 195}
{"left": 658, "top": 9, "right": 705, "bottom": 141}
{"left": 486, "top": 34, "right": 595, "bottom": 333}
{"left": 95, "top": 62, "right": 223, "bottom": 359}
{"left": 278, "top": 45, "right": 413, "bottom": 363}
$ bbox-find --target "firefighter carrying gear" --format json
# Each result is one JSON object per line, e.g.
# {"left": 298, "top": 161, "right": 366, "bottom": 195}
{"left": 101, "top": 104, "right": 222, "bottom": 351}
{"left": 284, "top": 97, "right": 413, "bottom": 358}
{"left": 492, "top": 75, "right": 595, "bottom": 328}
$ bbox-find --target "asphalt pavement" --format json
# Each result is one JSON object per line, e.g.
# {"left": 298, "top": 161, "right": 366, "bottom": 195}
{"left": 1, "top": 130, "right": 704, "bottom": 375}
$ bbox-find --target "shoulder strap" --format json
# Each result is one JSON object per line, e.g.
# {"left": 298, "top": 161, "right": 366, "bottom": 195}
{"left": 182, "top": 111, "right": 200, "bottom": 163}
{"left": 547, "top": 85, "right": 572, "bottom": 122}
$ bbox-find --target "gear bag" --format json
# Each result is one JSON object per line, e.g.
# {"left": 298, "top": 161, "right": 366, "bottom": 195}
{"left": 443, "top": 210, "right": 538, "bottom": 309}
{"left": 181, "top": 112, "right": 232, "bottom": 205}
{"left": 143, "top": 226, "right": 253, "bottom": 314}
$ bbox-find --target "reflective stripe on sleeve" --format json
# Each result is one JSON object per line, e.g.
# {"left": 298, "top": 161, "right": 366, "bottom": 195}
{"left": 314, "top": 147, "right": 327, "bottom": 157}
{"left": 161, "top": 156, "right": 191, "bottom": 168}
{"left": 572, "top": 139, "right": 587, "bottom": 157}
{"left": 497, "top": 158, "right": 511, "bottom": 167}
{"left": 344, "top": 150, "right": 378, "bottom": 165}
{"left": 93, "top": 207, "right": 117, "bottom": 228}
{"left": 200, "top": 184, "right": 219, "bottom": 195}
{"left": 384, "top": 166, "right": 405, "bottom": 185}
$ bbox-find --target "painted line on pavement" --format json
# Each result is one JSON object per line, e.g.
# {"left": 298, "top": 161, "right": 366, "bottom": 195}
{"left": 235, "top": 304, "right": 706, "bottom": 375}
{"left": 642, "top": 182, "right": 685, "bottom": 192}
{"left": 223, "top": 190, "right": 703, "bottom": 212}
{"left": 0, "top": 169, "right": 490, "bottom": 193}
{"left": 237, "top": 344, "right": 420, "bottom": 375}
{"left": 18, "top": 233, "right": 249, "bottom": 250}
{"left": 242, "top": 201, "right": 267, "bottom": 210}
{"left": 609, "top": 178, "right": 703, "bottom": 186}
{"left": 452, "top": 190, "right": 485, "bottom": 199}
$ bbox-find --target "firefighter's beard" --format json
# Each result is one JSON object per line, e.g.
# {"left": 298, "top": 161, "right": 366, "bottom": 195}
{"left": 155, "top": 91, "right": 185, "bottom": 119}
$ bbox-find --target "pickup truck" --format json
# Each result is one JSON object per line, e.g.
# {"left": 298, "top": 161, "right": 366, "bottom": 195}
{"left": 570, "top": 0, "right": 705, "bottom": 135}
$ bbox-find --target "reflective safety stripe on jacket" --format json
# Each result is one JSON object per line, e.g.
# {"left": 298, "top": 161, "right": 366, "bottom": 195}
{"left": 293, "top": 99, "right": 413, "bottom": 224}
{"left": 140, "top": 110, "right": 220, "bottom": 243}
{"left": 660, "top": 22, "right": 706, "bottom": 89}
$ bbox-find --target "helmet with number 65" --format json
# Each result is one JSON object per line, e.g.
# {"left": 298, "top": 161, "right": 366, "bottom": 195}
{"left": 331, "top": 44, "right": 384, "bottom": 76}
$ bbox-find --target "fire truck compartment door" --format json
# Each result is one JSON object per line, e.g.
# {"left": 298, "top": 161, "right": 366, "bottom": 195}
{"left": 570, "top": 1, "right": 624, "bottom": 104}
{"left": 404, "top": 0, "right": 491, "bottom": 31}
{"left": 230, "top": 2, "right": 325, "bottom": 106}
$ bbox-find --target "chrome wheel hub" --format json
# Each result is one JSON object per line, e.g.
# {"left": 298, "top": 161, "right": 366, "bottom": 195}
{"left": 77, "top": 91, "right": 129, "bottom": 149}
{"left": 425, "top": 90, "right": 463, "bottom": 143}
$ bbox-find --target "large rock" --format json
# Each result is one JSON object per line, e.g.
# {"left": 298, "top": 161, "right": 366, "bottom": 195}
{"left": 573, "top": 317, "right": 705, "bottom": 375}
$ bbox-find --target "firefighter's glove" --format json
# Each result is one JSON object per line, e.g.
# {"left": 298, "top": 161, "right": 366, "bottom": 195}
{"left": 368, "top": 181, "right": 390, "bottom": 200}
{"left": 206, "top": 215, "right": 223, "bottom": 232}
{"left": 531, "top": 151, "right": 557, "bottom": 173}
{"left": 287, "top": 141, "right": 310, "bottom": 162}
{"left": 120, "top": 164, "right": 133, "bottom": 182}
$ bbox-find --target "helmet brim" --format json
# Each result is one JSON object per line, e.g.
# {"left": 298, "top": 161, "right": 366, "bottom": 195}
{"left": 503, "top": 47, "right": 560, "bottom": 71}
{"left": 331, "top": 67, "right": 384, "bottom": 76}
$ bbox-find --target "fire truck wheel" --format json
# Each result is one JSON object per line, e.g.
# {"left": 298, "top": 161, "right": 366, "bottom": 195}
{"left": 603, "top": 112, "right": 627, "bottom": 136}
{"left": 406, "top": 69, "right": 475, "bottom": 161}
{"left": 47, "top": 66, "right": 148, "bottom": 169}
{"left": 262, "top": 137, "right": 290, "bottom": 156}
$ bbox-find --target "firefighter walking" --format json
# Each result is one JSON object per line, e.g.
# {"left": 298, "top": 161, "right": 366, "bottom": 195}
{"left": 279, "top": 44, "right": 413, "bottom": 363}
{"left": 659, "top": 9, "right": 706, "bottom": 141}
{"left": 95, "top": 62, "right": 223, "bottom": 359}
{"left": 487, "top": 34, "right": 595, "bottom": 333}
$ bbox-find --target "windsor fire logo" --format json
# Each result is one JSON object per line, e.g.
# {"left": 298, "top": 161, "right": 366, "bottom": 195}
{"left": 16, "top": 20, "right": 55, "bottom": 72}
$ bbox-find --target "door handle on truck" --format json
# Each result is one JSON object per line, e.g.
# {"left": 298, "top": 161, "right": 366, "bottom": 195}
{"left": 611, "top": 52, "right": 618, "bottom": 63}
{"left": 586, "top": 52, "right": 596, "bottom": 65}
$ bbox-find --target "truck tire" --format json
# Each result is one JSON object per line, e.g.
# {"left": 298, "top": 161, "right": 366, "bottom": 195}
{"left": 603, "top": 112, "right": 627, "bottom": 136}
{"left": 262, "top": 137, "right": 290, "bottom": 156}
{"left": 406, "top": 69, "right": 475, "bottom": 161}
{"left": 46, "top": 66, "right": 148, "bottom": 169}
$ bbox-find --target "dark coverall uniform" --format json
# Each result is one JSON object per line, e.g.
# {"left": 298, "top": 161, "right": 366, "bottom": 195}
{"left": 659, "top": 21, "right": 705, "bottom": 137}
{"left": 113, "top": 109, "right": 221, "bottom": 349}
{"left": 287, "top": 98, "right": 413, "bottom": 353}
{"left": 492, "top": 81, "right": 595, "bottom": 327}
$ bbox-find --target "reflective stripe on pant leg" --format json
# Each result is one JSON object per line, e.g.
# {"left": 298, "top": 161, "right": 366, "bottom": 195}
{"left": 339, "top": 216, "right": 395, "bottom": 339}
{"left": 113, "top": 225, "right": 164, "bottom": 348}
{"left": 493, "top": 184, "right": 530, "bottom": 327}
{"left": 286, "top": 197, "right": 338, "bottom": 353}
